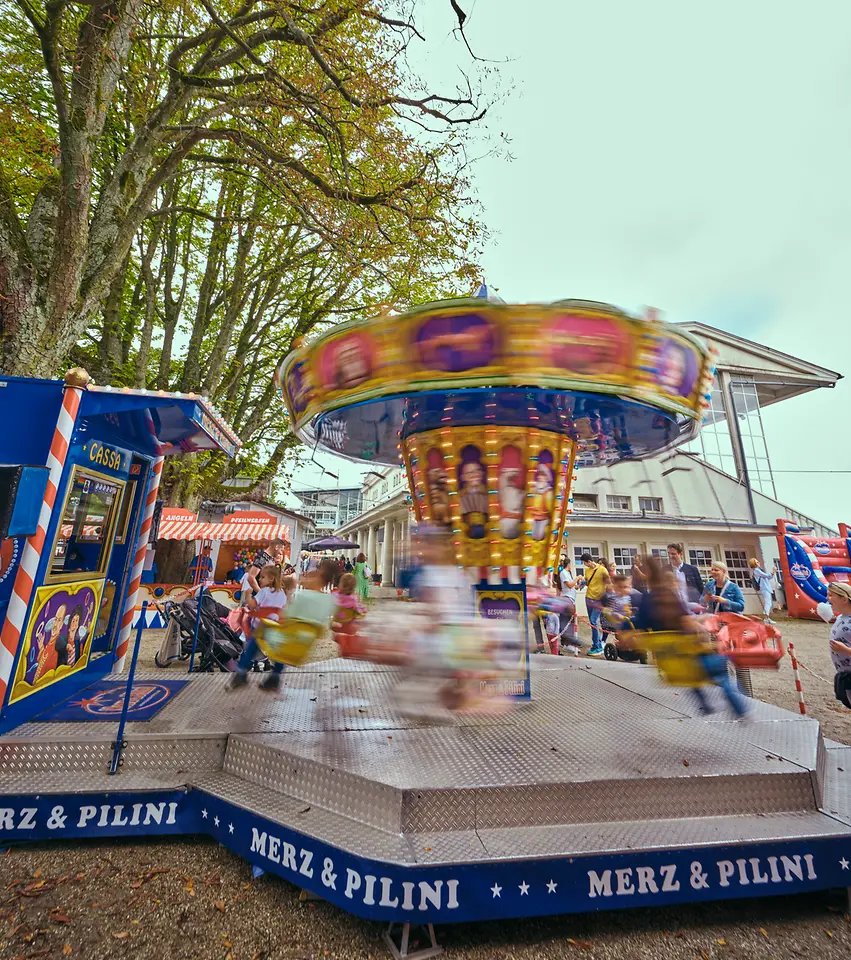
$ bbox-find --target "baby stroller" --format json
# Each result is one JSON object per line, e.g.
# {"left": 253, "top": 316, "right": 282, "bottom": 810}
{"left": 155, "top": 593, "right": 247, "bottom": 672}
{"left": 601, "top": 589, "right": 646, "bottom": 664}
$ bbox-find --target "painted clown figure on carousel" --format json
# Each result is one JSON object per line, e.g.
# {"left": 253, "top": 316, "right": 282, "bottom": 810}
{"left": 459, "top": 453, "right": 488, "bottom": 540}
{"left": 529, "top": 459, "right": 555, "bottom": 541}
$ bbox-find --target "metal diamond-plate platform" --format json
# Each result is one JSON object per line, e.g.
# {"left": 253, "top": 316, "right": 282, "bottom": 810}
{"left": 1, "top": 658, "right": 849, "bottom": 871}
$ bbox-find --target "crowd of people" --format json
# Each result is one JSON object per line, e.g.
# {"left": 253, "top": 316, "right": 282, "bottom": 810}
{"left": 212, "top": 532, "right": 851, "bottom": 722}
{"left": 552, "top": 543, "right": 777, "bottom": 659}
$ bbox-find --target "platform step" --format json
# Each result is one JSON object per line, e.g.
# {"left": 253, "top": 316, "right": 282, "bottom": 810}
{"left": 221, "top": 719, "right": 821, "bottom": 834}
{"left": 191, "top": 771, "right": 847, "bottom": 866}
{"left": 0, "top": 734, "right": 226, "bottom": 781}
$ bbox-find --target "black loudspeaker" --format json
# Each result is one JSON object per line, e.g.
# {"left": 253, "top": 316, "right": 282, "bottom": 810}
{"left": 150, "top": 499, "right": 164, "bottom": 542}
{"left": 0, "top": 465, "right": 50, "bottom": 540}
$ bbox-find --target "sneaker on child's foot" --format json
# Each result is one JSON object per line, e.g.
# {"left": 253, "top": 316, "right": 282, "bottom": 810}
{"left": 228, "top": 671, "right": 248, "bottom": 691}
{"left": 587, "top": 649, "right": 604, "bottom": 658}
{"left": 259, "top": 672, "right": 281, "bottom": 691}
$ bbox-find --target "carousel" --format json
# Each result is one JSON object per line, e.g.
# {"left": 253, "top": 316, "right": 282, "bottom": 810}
{"left": 0, "top": 298, "right": 848, "bottom": 960}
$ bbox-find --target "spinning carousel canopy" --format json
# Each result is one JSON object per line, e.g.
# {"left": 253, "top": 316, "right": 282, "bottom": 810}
{"left": 276, "top": 299, "right": 713, "bottom": 468}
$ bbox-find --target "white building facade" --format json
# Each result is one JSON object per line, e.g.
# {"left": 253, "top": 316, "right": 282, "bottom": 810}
{"left": 335, "top": 322, "right": 840, "bottom": 612}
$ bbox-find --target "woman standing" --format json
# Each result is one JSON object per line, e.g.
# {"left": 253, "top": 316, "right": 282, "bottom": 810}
{"left": 353, "top": 552, "right": 371, "bottom": 602}
{"left": 701, "top": 561, "right": 745, "bottom": 614}
{"left": 748, "top": 558, "right": 777, "bottom": 623}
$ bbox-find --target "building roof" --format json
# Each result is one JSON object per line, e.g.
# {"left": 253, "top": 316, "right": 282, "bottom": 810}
{"left": 676, "top": 322, "right": 842, "bottom": 407}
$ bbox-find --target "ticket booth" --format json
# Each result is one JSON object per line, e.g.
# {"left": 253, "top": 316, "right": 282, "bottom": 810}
{"left": 0, "top": 371, "right": 239, "bottom": 730}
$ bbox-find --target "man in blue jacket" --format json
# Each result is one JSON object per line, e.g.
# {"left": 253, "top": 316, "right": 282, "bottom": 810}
{"left": 666, "top": 543, "right": 704, "bottom": 609}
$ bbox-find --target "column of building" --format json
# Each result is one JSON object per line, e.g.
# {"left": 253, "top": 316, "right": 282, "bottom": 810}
{"left": 381, "top": 517, "right": 395, "bottom": 586}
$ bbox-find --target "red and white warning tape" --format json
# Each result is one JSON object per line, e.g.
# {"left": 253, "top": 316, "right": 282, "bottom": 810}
{"left": 787, "top": 642, "right": 807, "bottom": 715}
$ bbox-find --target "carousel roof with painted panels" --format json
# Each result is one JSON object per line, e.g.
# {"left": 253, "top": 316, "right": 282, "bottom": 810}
{"left": 276, "top": 297, "right": 715, "bottom": 467}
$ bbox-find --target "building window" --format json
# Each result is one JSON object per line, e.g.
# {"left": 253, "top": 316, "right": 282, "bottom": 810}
{"left": 572, "top": 494, "right": 598, "bottom": 511}
{"left": 638, "top": 496, "right": 663, "bottom": 514}
{"left": 724, "top": 549, "right": 751, "bottom": 589}
{"left": 688, "top": 548, "right": 713, "bottom": 577}
{"left": 612, "top": 546, "right": 638, "bottom": 575}
{"left": 649, "top": 546, "right": 668, "bottom": 559}
{"left": 573, "top": 545, "right": 601, "bottom": 576}
{"left": 606, "top": 495, "right": 632, "bottom": 512}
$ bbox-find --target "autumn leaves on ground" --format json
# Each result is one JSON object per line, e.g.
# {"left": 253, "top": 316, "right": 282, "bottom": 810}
{"left": 1, "top": 617, "right": 849, "bottom": 960}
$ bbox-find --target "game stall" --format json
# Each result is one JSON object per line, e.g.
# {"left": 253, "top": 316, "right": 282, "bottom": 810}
{"left": 133, "top": 509, "right": 292, "bottom": 628}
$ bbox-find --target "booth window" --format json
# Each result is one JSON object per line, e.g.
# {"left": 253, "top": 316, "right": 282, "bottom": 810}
{"left": 50, "top": 467, "right": 124, "bottom": 581}
{"left": 114, "top": 480, "right": 136, "bottom": 544}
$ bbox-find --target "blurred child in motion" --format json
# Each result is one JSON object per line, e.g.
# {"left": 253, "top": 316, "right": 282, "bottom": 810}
{"left": 229, "top": 565, "right": 289, "bottom": 690}
{"left": 333, "top": 572, "right": 367, "bottom": 658}
{"left": 633, "top": 556, "right": 750, "bottom": 719}
{"left": 392, "top": 525, "right": 482, "bottom": 714}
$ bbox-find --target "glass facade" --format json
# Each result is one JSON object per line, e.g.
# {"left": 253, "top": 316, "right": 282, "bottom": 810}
{"left": 684, "top": 376, "right": 776, "bottom": 498}
{"left": 685, "top": 389, "right": 737, "bottom": 476}
{"left": 294, "top": 488, "right": 363, "bottom": 530}
{"left": 729, "top": 380, "right": 777, "bottom": 498}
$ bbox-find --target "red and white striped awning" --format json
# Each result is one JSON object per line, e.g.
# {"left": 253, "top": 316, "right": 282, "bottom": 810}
{"left": 157, "top": 520, "right": 290, "bottom": 543}
{"left": 60, "top": 524, "right": 102, "bottom": 538}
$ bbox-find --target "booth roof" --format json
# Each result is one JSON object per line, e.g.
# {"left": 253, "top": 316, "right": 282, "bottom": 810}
{"left": 84, "top": 384, "right": 241, "bottom": 458}
{"left": 158, "top": 519, "right": 291, "bottom": 543}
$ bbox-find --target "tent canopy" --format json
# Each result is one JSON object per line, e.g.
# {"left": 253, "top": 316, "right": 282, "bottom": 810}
{"left": 158, "top": 519, "right": 290, "bottom": 543}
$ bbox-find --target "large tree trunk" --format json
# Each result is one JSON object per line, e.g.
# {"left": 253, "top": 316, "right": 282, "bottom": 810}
{"left": 154, "top": 540, "right": 196, "bottom": 585}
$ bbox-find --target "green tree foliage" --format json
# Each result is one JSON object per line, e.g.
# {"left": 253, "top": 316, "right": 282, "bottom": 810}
{"left": 0, "top": 0, "right": 493, "bottom": 520}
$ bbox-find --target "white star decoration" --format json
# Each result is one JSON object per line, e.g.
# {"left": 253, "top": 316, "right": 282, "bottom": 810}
{"left": 840, "top": 858, "right": 849, "bottom": 870}
{"left": 228, "top": 823, "right": 234, "bottom": 834}
{"left": 519, "top": 882, "right": 529, "bottom": 895}
{"left": 547, "top": 880, "right": 558, "bottom": 893}
{"left": 201, "top": 809, "right": 208, "bottom": 819}
{"left": 213, "top": 815, "right": 220, "bottom": 827}
{"left": 490, "top": 883, "right": 502, "bottom": 898}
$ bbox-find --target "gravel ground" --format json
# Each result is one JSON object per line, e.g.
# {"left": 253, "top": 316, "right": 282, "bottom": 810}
{"left": 1, "top": 613, "right": 849, "bottom": 959}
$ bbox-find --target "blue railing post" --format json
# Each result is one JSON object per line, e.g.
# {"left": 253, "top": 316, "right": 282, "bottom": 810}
{"left": 188, "top": 584, "right": 205, "bottom": 673}
{"left": 109, "top": 601, "right": 147, "bottom": 775}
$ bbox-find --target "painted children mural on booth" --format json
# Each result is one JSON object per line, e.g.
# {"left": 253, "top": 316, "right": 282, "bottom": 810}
{"left": 498, "top": 445, "right": 525, "bottom": 540}
{"left": 529, "top": 451, "right": 555, "bottom": 541}
{"left": 11, "top": 580, "right": 102, "bottom": 703}
{"left": 425, "top": 448, "right": 452, "bottom": 528}
{"left": 414, "top": 313, "right": 496, "bottom": 373}
{"left": 457, "top": 446, "right": 488, "bottom": 539}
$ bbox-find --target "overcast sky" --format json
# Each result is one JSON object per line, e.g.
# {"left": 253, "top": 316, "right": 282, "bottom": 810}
{"left": 290, "top": 1, "right": 851, "bottom": 528}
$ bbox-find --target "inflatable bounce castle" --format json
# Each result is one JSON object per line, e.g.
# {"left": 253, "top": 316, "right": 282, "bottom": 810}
{"left": 776, "top": 518, "right": 851, "bottom": 619}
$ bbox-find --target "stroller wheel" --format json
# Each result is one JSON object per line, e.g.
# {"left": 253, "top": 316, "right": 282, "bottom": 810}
{"left": 154, "top": 651, "right": 170, "bottom": 668}
{"left": 603, "top": 643, "right": 618, "bottom": 661}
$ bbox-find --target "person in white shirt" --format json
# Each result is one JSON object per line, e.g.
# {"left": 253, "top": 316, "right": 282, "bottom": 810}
{"left": 557, "top": 557, "right": 580, "bottom": 652}
{"left": 229, "top": 565, "right": 290, "bottom": 690}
